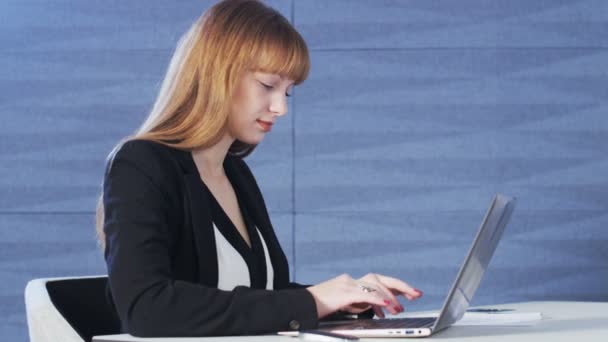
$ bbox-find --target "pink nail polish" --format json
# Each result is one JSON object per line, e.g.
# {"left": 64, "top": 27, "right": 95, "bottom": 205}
{"left": 393, "top": 306, "right": 401, "bottom": 312}
{"left": 384, "top": 300, "right": 391, "bottom": 305}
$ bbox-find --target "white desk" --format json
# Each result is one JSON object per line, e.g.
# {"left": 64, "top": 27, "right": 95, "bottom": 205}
{"left": 94, "top": 301, "right": 608, "bottom": 341}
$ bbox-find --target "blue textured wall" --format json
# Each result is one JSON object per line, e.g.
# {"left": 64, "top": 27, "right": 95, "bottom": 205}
{"left": 1, "top": 1, "right": 607, "bottom": 340}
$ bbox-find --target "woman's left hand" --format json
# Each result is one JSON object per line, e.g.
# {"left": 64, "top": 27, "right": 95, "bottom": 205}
{"left": 340, "top": 273, "right": 423, "bottom": 318}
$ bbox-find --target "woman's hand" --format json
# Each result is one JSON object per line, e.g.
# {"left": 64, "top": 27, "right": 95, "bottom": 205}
{"left": 341, "top": 273, "right": 423, "bottom": 318}
{"left": 306, "top": 273, "right": 423, "bottom": 319}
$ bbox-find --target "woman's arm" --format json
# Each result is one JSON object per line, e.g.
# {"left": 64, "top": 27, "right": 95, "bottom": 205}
{"left": 103, "top": 142, "right": 318, "bottom": 337}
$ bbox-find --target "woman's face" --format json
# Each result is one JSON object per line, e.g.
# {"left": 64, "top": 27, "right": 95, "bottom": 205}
{"left": 227, "top": 70, "right": 294, "bottom": 145}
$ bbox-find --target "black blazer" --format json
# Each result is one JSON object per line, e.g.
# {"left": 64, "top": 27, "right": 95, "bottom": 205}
{"left": 102, "top": 139, "right": 318, "bottom": 337}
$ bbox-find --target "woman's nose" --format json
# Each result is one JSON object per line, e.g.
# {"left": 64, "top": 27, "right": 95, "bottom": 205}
{"left": 269, "top": 93, "right": 288, "bottom": 117}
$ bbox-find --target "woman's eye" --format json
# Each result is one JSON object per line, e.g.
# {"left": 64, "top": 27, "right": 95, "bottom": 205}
{"left": 260, "top": 81, "right": 273, "bottom": 90}
{"left": 260, "top": 81, "right": 292, "bottom": 97}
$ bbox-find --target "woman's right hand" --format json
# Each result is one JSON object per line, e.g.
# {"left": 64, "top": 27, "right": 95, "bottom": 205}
{"left": 306, "top": 274, "right": 393, "bottom": 318}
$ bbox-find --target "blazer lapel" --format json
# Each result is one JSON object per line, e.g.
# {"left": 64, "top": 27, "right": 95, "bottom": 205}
{"left": 176, "top": 149, "right": 219, "bottom": 288}
{"left": 224, "top": 157, "right": 290, "bottom": 288}
{"left": 175, "top": 149, "right": 290, "bottom": 289}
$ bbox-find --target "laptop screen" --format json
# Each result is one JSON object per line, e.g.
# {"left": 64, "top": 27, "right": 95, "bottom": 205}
{"left": 433, "top": 194, "right": 516, "bottom": 332}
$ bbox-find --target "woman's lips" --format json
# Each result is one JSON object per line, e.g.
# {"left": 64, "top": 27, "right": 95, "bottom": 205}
{"left": 256, "top": 119, "right": 273, "bottom": 132}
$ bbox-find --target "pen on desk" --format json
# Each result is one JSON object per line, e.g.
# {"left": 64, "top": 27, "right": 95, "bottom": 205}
{"left": 467, "top": 308, "right": 515, "bottom": 313}
{"left": 298, "top": 330, "right": 359, "bottom": 341}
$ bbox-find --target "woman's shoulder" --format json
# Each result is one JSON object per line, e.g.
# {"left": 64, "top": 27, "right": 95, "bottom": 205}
{"left": 112, "top": 139, "right": 173, "bottom": 160}
{"left": 106, "top": 139, "right": 187, "bottom": 178}
{"left": 111, "top": 138, "right": 191, "bottom": 165}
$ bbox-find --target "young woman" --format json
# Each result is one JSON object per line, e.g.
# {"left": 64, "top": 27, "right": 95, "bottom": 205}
{"left": 96, "top": 0, "right": 422, "bottom": 337}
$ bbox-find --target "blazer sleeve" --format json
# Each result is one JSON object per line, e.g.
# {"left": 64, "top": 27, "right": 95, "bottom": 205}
{"left": 285, "top": 282, "right": 310, "bottom": 289}
{"left": 103, "top": 141, "right": 318, "bottom": 337}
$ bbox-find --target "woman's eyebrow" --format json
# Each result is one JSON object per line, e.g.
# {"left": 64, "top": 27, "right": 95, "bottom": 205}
{"left": 257, "top": 72, "right": 293, "bottom": 84}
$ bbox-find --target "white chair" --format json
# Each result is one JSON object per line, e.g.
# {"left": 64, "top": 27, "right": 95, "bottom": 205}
{"left": 25, "top": 276, "right": 121, "bottom": 342}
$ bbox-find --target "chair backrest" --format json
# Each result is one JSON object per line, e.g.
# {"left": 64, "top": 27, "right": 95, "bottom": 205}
{"left": 25, "top": 276, "right": 121, "bottom": 342}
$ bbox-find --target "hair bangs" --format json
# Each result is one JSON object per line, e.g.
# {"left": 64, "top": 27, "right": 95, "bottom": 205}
{"left": 248, "top": 21, "right": 310, "bottom": 85}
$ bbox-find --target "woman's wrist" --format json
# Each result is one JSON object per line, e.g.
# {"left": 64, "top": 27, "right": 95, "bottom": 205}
{"left": 305, "top": 286, "right": 332, "bottom": 319}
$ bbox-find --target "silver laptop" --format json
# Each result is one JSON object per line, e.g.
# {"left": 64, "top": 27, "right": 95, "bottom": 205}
{"left": 316, "top": 193, "right": 516, "bottom": 338}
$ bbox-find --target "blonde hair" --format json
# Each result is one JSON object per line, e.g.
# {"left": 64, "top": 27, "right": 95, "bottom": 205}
{"left": 95, "top": 0, "right": 310, "bottom": 248}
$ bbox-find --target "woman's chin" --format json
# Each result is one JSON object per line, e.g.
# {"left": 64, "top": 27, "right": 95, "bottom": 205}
{"left": 237, "top": 133, "right": 265, "bottom": 145}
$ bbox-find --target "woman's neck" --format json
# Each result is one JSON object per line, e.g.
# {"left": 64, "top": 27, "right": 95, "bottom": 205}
{"left": 191, "top": 133, "right": 234, "bottom": 178}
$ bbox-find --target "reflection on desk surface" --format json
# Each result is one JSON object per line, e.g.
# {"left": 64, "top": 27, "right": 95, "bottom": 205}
{"left": 93, "top": 301, "right": 608, "bottom": 342}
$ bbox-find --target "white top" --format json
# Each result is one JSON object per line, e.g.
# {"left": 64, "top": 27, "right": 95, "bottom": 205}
{"left": 213, "top": 224, "right": 274, "bottom": 290}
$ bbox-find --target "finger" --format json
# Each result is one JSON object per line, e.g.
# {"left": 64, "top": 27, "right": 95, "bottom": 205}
{"left": 378, "top": 285, "right": 404, "bottom": 313}
{"left": 359, "top": 277, "right": 402, "bottom": 313}
{"left": 354, "top": 286, "right": 390, "bottom": 309}
{"left": 350, "top": 302, "right": 373, "bottom": 310}
{"left": 373, "top": 305, "right": 385, "bottom": 319}
{"left": 342, "top": 304, "right": 372, "bottom": 314}
{"left": 374, "top": 274, "right": 423, "bottom": 299}
{"left": 364, "top": 278, "right": 403, "bottom": 313}
{"left": 357, "top": 280, "right": 393, "bottom": 301}
{"left": 391, "top": 288, "right": 415, "bottom": 301}
{"left": 356, "top": 281, "right": 398, "bottom": 314}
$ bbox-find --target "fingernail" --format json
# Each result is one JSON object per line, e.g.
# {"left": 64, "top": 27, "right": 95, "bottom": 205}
{"left": 384, "top": 300, "right": 391, "bottom": 305}
{"left": 393, "top": 306, "right": 401, "bottom": 312}
{"left": 414, "top": 288, "right": 424, "bottom": 295}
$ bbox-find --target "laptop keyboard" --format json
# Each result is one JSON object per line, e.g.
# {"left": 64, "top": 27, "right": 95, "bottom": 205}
{"left": 322, "top": 317, "right": 437, "bottom": 330}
